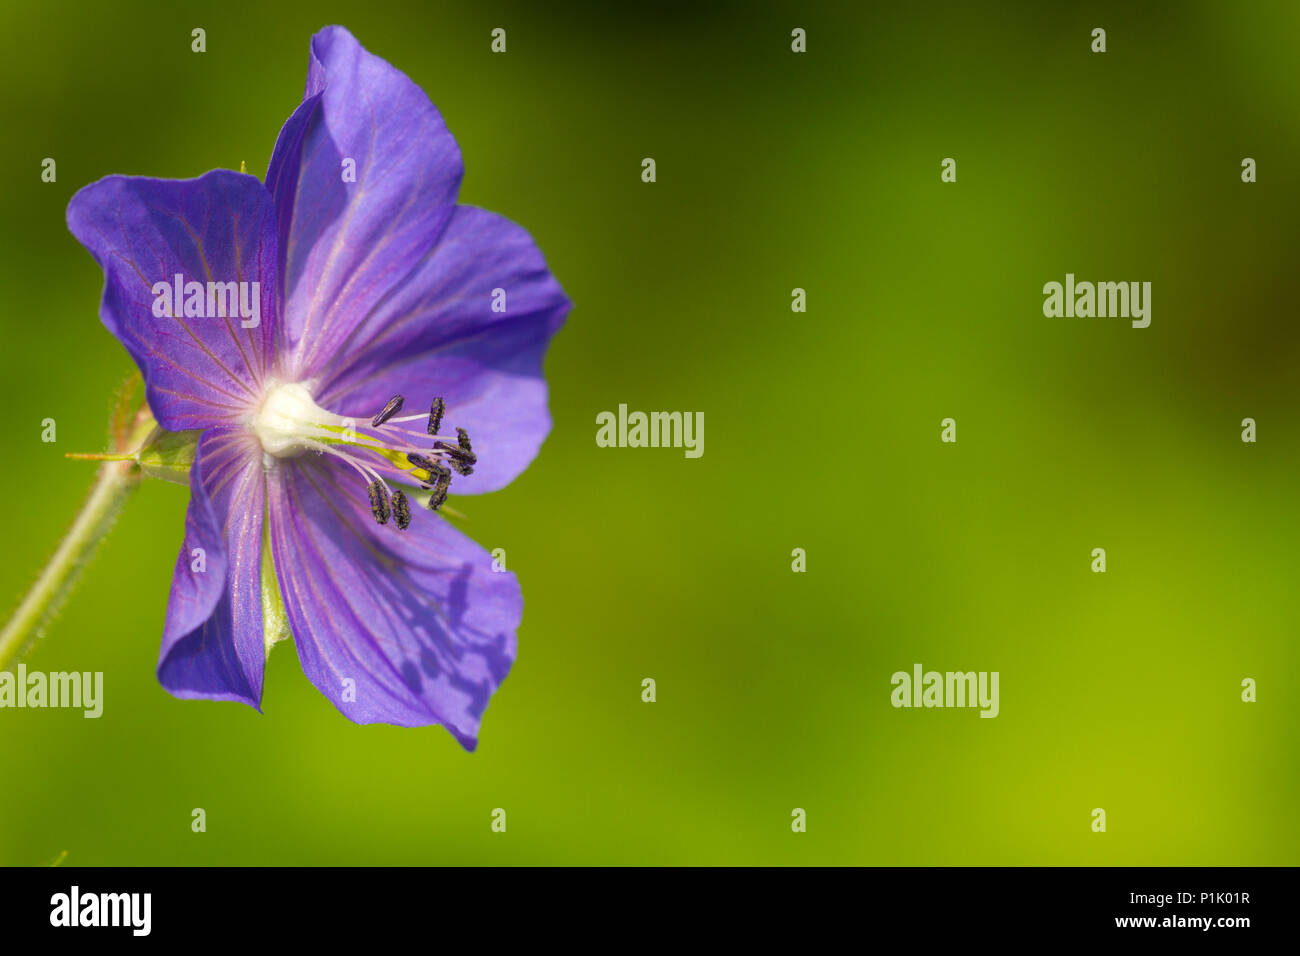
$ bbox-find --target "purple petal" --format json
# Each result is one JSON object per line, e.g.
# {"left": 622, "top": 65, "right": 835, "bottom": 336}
{"left": 267, "top": 455, "right": 521, "bottom": 747}
{"left": 66, "top": 171, "right": 279, "bottom": 430}
{"left": 317, "top": 205, "right": 571, "bottom": 494}
{"left": 266, "top": 25, "right": 464, "bottom": 384}
{"left": 158, "top": 429, "right": 267, "bottom": 707}
{"left": 265, "top": 97, "right": 321, "bottom": 300}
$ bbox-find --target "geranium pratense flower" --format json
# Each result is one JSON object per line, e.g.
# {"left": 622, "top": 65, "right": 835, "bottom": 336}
{"left": 64, "top": 26, "right": 569, "bottom": 748}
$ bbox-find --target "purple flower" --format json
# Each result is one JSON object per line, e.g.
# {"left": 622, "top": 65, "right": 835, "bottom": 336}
{"left": 65, "top": 26, "right": 569, "bottom": 748}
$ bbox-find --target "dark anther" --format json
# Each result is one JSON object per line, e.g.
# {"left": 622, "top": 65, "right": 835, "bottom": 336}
{"left": 406, "top": 452, "right": 437, "bottom": 472}
{"left": 425, "top": 466, "right": 452, "bottom": 511}
{"left": 426, "top": 484, "right": 449, "bottom": 512}
{"left": 427, "top": 397, "right": 445, "bottom": 436}
{"left": 456, "top": 427, "right": 472, "bottom": 453}
{"left": 433, "top": 438, "right": 476, "bottom": 477}
{"left": 367, "top": 479, "right": 391, "bottom": 525}
{"left": 371, "top": 394, "right": 405, "bottom": 427}
{"left": 392, "top": 490, "right": 411, "bottom": 530}
{"left": 435, "top": 440, "right": 477, "bottom": 467}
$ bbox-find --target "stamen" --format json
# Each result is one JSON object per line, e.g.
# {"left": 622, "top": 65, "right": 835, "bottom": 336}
{"left": 435, "top": 440, "right": 476, "bottom": 476}
{"left": 367, "top": 478, "right": 391, "bottom": 525}
{"left": 253, "top": 382, "right": 475, "bottom": 525}
{"left": 434, "top": 440, "right": 476, "bottom": 462}
{"left": 300, "top": 439, "right": 397, "bottom": 492}
{"left": 371, "top": 394, "right": 405, "bottom": 427}
{"left": 373, "top": 422, "right": 451, "bottom": 444}
{"left": 426, "top": 465, "right": 452, "bottom": 511}
{"left": 428, "top": 397, "right": 445, "bottom": 436}
{"left": 392, "top": 490, "right": 411, "bottom": 530}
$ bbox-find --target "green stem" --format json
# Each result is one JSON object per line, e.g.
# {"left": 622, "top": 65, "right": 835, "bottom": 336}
{"left": 0, "top": 461, "right": 140, "bottom": 672}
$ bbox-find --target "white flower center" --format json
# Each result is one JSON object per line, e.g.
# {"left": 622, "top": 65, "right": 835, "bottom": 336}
{"left": 250, "top": 381, "right": 346, "bottom": 458}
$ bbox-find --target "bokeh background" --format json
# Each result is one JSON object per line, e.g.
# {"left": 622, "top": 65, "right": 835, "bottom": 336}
{"left": 1, "top": 0, "right": 1296, "bottom": 865}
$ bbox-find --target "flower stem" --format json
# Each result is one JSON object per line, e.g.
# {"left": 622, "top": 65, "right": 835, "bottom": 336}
{"left": 0, "top": 460, "right": 140, "bottom": 671}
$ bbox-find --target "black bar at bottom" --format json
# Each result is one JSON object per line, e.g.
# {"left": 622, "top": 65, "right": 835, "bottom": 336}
{"left": 0, "top": 865, "right": 1282, "bottom": 942}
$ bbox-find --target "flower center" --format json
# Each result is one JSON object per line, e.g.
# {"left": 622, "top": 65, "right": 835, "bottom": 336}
{"left": 252, "top": 381, "right": 343, "bottom": 458}
{"left": 249, "top": 380, "right": 477, "bottom": 531}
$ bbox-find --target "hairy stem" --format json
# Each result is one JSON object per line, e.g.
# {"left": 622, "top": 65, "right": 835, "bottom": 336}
{"left": 0, "top": 461, "right": 140, "bottom": 671}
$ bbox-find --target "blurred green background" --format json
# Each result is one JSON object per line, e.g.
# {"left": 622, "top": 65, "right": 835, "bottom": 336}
{"left": 1, "top": 0, "right": 1296, "bottom": 865}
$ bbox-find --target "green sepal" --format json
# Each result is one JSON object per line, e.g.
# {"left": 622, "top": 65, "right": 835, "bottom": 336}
{"left": 135, "top": 427, "right": 203, "bottom": 485}
{"left": 261, "top": 506, "right": 291, "bottom": 656}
